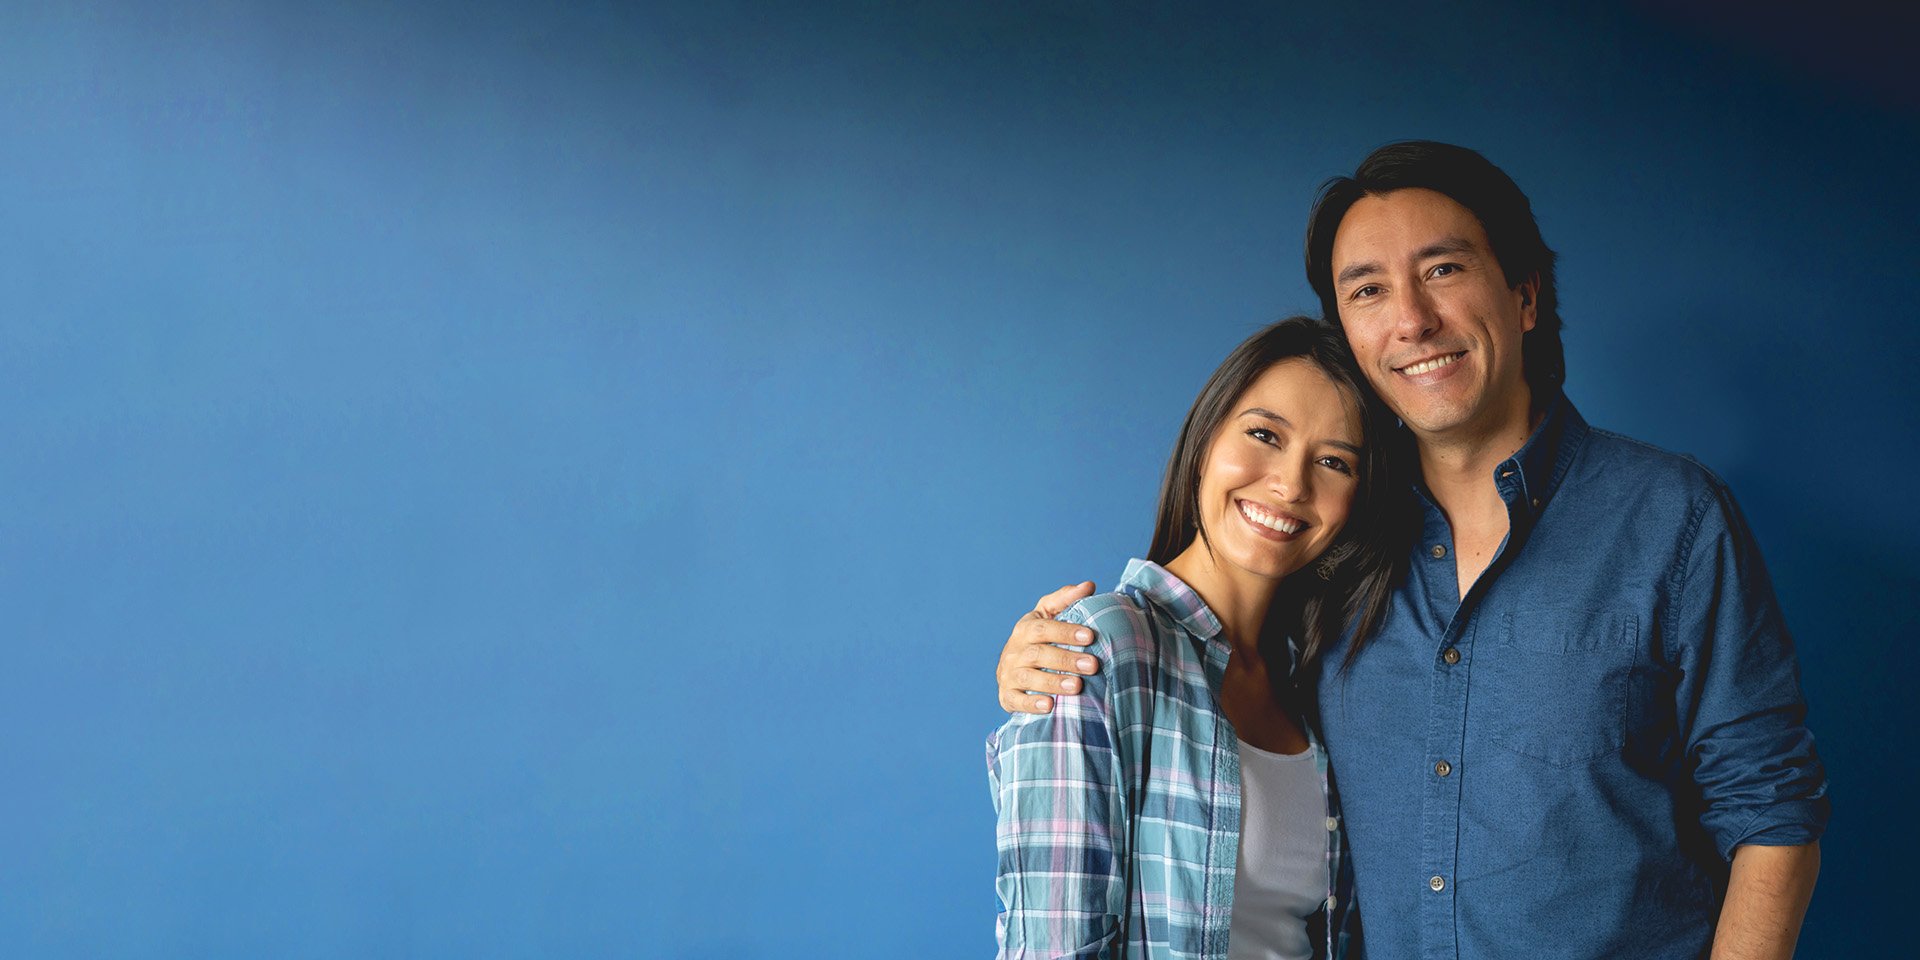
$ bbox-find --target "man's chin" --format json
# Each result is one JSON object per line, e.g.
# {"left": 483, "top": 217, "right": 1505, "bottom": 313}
{"left": 1387, "top": 397, "right": 1472, "bottom": 438}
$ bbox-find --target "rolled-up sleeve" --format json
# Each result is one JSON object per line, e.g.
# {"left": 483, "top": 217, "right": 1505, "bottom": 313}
{"left": 1668, "top": 481, "right": 1829, "bottom": 859}
{"left": 988, "top": 604, "right": 1136, "bottom": 959}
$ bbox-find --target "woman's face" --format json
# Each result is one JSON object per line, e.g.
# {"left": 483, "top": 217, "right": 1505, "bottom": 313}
{"left": 1193, "top": 358, "right": 1363, "bottom": 582}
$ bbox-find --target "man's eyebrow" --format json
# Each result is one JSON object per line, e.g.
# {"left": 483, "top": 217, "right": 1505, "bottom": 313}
{"left": 1337, "top": 237, "right": 1481, "bottom": 288}
{"left": 1335, "top": 261, "right": 1381, "bottom": 288}
{"left": 1241, "top": 408, "right": 1362, "bottom": 455}
{"left": 1414, "top": 236, "right": 1477, "bottom": 261}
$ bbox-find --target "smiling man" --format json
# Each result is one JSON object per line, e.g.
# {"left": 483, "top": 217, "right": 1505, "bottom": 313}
{"left": 995, "top": 142, "right": 1827, "bottom": 959}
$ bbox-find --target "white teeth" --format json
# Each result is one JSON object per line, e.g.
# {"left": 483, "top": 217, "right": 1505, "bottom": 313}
{"left": 1400, "top": 352, "right": 1463, "bottom": 376}
{"left": 1239, "top": 501, "right": 1303, "bottom": 534}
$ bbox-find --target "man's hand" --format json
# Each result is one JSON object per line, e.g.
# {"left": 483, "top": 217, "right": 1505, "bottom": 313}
{"left": 996, "top": 581, "right": 1102, "bottom": 714}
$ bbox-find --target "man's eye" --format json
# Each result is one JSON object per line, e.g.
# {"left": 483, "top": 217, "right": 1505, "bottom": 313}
{"left": 1351, "top": 284, "right": 1382, "bottom": 300}
{"left": 1430, "top": 263, "right": 1459, "bottom": 278}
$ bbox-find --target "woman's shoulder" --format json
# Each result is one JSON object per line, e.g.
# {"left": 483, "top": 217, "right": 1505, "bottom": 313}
{"left": 1056, "top": 589, "right": 1171, "bottom": 669}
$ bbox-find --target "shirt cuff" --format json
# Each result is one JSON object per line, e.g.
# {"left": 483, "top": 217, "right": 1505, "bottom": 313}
{"left": 1712, "top": 794, "right": 1830, "bottom": 859}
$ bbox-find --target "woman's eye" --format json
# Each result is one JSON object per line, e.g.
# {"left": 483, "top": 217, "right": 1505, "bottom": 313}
{"left": 1247, "top": 428, "right": 1277, "bottom": 444}
{"left": 1318, "top": 456, "right": 1354, "bottom": 475}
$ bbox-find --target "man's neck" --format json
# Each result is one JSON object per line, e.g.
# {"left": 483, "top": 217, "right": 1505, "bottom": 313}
{"left": 1414, "top": 390, "right": 1541, "bottom": 518}
{"left": 1410, "top": 389, "right": 1544, "bottom": 600}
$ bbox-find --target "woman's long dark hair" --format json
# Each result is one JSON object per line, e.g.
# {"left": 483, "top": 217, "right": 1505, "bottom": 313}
{"left": 1146, "top": 316, "right": 1412, "bottom": 678}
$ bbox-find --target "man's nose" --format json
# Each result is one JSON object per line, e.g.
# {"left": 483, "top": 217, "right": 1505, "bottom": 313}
{"left": 1393, "top": 284, "right": 1441, "bottom": 340}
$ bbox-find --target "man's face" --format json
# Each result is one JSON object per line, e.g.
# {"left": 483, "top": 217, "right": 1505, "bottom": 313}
{"left": 1329, "top": 188, "right": 1537, "bottom": 443}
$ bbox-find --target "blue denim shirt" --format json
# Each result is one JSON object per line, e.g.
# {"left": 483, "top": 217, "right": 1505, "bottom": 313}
{"left": 1314, "top": 395, "right": 1828, "bottom": 960}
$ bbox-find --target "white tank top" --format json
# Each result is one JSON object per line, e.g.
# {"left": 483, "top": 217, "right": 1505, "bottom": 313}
{"left": 1229, "top": 741, "right": 1323, "bottom": 960}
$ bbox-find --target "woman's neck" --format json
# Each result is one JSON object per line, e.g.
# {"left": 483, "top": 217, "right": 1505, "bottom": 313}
{"left": 1162, "top": 544, "right": 1276, "bottom": 657}
{"left": 1163, "top": 542, "right": 1309, "bottom": 755}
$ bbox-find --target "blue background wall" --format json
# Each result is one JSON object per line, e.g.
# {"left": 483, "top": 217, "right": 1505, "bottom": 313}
{"left": 1, "top": 1, "right": 1911, "bottom": 956}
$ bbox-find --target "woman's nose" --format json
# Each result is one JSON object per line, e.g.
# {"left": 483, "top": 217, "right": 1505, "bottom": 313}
{"left": 1271, "top": 459, "right": 1308, "bottom": 502}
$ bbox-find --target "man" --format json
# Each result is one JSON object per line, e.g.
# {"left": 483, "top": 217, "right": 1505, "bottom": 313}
{"left": 994, "top": 142, "right": 1826, "bottom": 959}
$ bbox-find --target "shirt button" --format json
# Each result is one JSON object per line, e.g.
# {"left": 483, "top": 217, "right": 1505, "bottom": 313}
{"left": 1430, "top": 544, "right": 1447, "bottom": 559}
{"left": 1434, "top": 760, "right": 1452, "bottom": 777}
{"left": 1325, "top": 816, "right": 1340, "bottom": 832}
{"left": 1324, "top": 895, "right": 1338, "bottom": 911}
{"left": 1430, "top": 875, "right": 1446, "bottom": 892}
{"left": 1442, "top": 647, "right": 1460, "bottom": 664}
{"left": 1531, "top": 497, "right": 1541, "bottom": 508}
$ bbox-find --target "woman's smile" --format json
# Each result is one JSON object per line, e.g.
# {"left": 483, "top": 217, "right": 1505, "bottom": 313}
{"left": 1236, "top": 499, "right": 1308, "bottom": 539}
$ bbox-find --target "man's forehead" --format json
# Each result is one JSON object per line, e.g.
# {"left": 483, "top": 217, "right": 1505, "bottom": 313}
{"left": 1331, "top": 188, "right": 1492, "bottom": 262}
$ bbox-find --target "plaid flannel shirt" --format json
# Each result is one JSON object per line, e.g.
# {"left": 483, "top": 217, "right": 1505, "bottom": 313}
{"left": 988, "top": 559, "right": 1355, "bottom": 959}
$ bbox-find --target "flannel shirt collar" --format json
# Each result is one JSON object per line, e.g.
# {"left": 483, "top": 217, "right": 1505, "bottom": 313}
{"left": 1119, "top": 558, "right": 1224, "bottom": 643}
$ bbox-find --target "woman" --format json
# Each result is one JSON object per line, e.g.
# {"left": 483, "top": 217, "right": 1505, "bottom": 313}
{"left": 988, "top": 317, "right": 1408, "bottom": 959}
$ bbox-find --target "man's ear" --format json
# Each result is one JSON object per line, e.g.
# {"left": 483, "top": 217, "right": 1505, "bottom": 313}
{"left": 1517, "top": 273, "right": 1540, "bottom": 331}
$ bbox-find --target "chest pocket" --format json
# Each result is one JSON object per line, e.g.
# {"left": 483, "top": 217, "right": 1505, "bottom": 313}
{"left": 1474, "top": 609, "right": 1639, "bottom": 767}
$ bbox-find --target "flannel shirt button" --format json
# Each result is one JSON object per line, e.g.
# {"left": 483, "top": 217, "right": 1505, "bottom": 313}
{"left": 1324, "top": 816, "right": 1339, "bottom": 832}
{"left": 1324, "top": 895, "right": 1338, "bottom": 911}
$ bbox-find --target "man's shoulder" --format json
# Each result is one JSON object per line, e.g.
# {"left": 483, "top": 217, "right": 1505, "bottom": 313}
{"left": 1575, "top": 424, "right": 1735, "bottom": 506}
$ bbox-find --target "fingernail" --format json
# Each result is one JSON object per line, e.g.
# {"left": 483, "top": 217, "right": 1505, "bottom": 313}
{"left": 1075, "top": 629, "right": 1092, "bottom": 642}
{"left": 1032, "top": 697, "right": 1050, "bottom": 712}
{"left": 1077, "top": 657, "right": 1095, "bottom": 672}
{"left": 1060, "top": 677, "right": 1078, "bottom": 692}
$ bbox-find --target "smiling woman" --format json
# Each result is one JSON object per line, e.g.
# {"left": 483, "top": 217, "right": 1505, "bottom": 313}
{"left": 987, "top": 317, "right": 1412, "bottom": 959}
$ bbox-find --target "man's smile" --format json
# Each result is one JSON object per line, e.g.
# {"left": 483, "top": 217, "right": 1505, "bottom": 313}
{"left": 1394, "top": 351, "right": 1467, "bottom": 377}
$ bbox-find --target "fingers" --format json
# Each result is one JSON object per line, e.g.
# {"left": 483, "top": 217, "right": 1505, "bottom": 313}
{"left": 1020, "top": 630, "right": 1100, "bottom": 674}
{"left": 1033, "top": 581, "right": 1096, "bottom": 620}
{"left": 1001, "top": 688, "right": 1056, "bottom": 715}
{"left": 998, "top": 581, "right": 1102, "bottom": 716}
{"left": 1013, "top": 614, "right": 1097, "bottom": 650}
{"left": 1003, "top": 619, "right": 1099, "bottom": 675}
{"left": 997, "top": 661, "right": 1088, "bottom": 715}
{"left": 1008, "top": 666, "right": 1084, "bottom": 695}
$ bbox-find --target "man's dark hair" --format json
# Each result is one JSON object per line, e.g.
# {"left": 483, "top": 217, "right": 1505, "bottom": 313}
{"left": 1304, "top": 141, "right": 1565, "bottom": 394}
{"left": 1147, "top": 316, "right": 1412, "bottom": 676}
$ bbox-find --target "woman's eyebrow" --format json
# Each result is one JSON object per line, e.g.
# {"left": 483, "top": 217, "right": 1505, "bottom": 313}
{"left": 1239, "top": 407, "right": 1292, "bottom": 427}
{"left": 1241, "top": 408, "right": 1361, "bottom": 455}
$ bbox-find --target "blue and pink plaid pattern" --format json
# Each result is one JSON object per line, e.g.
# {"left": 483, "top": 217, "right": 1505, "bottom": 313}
{"left": 988, "top": 559, "right": 1354, "bottom": 959}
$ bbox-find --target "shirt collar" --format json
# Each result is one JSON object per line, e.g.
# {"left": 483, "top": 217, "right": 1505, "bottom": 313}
{"left": 1119, "top": 558, "right": 1224, "bottom": 642}
{"left": 1410, "top": 390, "right": 1589, "bottom": 517}
{"left": 1498, "top": 389, "right": 1588, "bottom": 512}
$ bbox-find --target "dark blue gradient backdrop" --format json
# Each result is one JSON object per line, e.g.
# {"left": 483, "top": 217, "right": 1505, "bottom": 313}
{"left": 0, "top": 2, "right": 1910, "bottom": 956}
